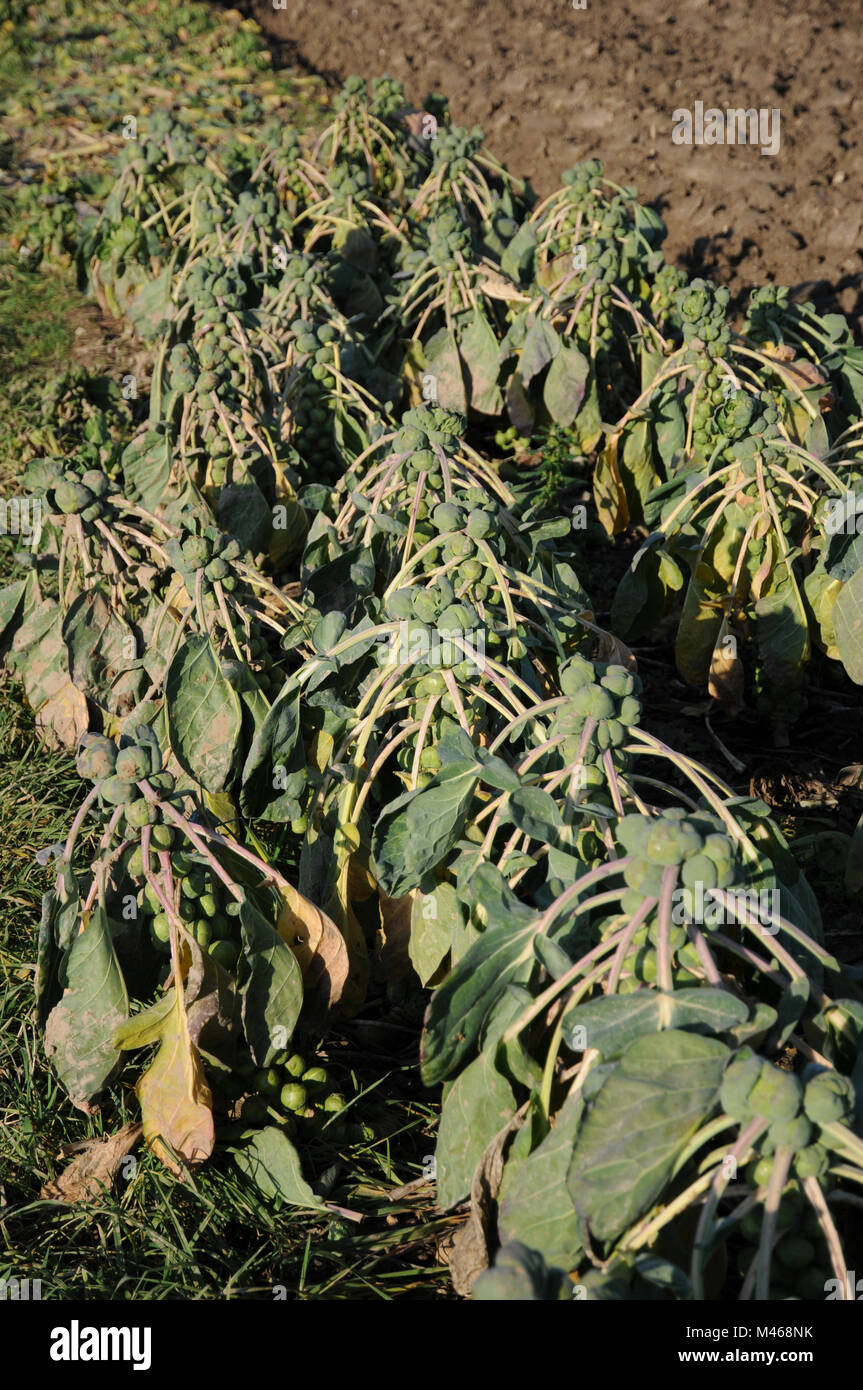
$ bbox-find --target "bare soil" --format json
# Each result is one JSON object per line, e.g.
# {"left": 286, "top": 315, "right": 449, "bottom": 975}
{"left": 245, "top": 0, "right": 863, "bottom": 328}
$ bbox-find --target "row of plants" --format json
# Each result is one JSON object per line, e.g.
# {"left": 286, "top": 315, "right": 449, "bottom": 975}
{"left": 3, "top": 2, "right": 863, "bottom": 1300}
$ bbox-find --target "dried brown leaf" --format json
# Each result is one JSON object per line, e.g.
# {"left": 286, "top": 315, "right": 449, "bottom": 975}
{"left": 41, "top": 1123, "right": 142, "bottom": 1203}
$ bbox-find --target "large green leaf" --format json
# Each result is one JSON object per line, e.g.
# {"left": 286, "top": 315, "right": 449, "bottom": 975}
{"left": 423, "top": 328, "right": 467, "bottom": 414}
{"left": 239, "top": 899, "right": 304, "bottom": 1067}
{"left": 372, "top": 761, "right": 479, "bottom": 898}
{"left": 421, "top": 921, "right": 537, "bottom": 1084}
{"left": 519, "top": 317, "right": 560, "bottom": 386}
{"left": 567, "top": 1030, "right": 728, "bottom": 1241}
{"left": 44, "top": 906, "right": 129, "bottom": 1111}
{"left": 240, "top": 677, "right": 305, "bottom": 820}
{"left": 166, "top": 635, "right": 242, "bottom": 793}
{"left": 833, "top": 565, "right": 863, "bottom": 683}
{"left": 232, "top": 1125, "right": 324, "bottom": 1208}
{"left": 62, "top": 586, "right": 138, "bottom": 715}
{"left": 542, "top": 344, "right": 589, "bottom": 425}
{"left": 498, "top": 1091, "right": 584, "bottom": 1266}
{"left": 458, "top": 307, "right": 503, "bottom": 414}
{"left": 435, "top": 1051, "right": 516, "bottom": 1208}
{"left": 563, "top": 988, "right": 748, "bottom": 1061}
{"left": 409, "top": 881, "right": 462, "bottom": 985}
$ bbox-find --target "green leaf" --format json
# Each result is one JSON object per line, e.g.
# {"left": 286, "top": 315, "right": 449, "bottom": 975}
{"left": 833, "top": 566, "right": 863, "bottom": 684}
{"left": 458, "top": 308, "right": 503, "bottom": 414}
{"left": 232, "top": 1125, "right": 324, "bottom": 1208}
{"left": 498, "top": 1091, "right": 584, "bottom": 1266}
{"left": 506, "top": 785, "right": 565, "bottom": 844}
{"left": 44, "top": 906, "right": 129, "bottom": 1110}
{"left": 564, "top": 988, "right": 747, "bottom": 1061}
{"left": 542, "top": 344, "right": 589, "bottom": 425}
{"left": 519, "top": 317, "right": 560, "bottom": 386}
{"left": 239, "top": 899, "right": 304, "bottom": 1066}
{"left": 62, "top": 586, "right": 138, "bottom": 716}
{"left": 35, "top": 869, "right": 80, "bottom": 1030}
{"left": 423, "top": 328, "right": 467, "bottom": 414}
{"left": 435, "top": 1051, "right": 516, "bottom": 1208}
{"left": 566, "top": 1030, "right": 728, "bottom": 1240}
{"left": 240, "top": 676, "right": 305, "bottom": 817}
{"left": 215, "top": 481, "right": 271, "bottom": 554}
{"left": 500, "top": 221, "right": 537, "bottom": 285}
{"left": 0, "top": 578, "right": 27, "bottom": 647}
{"left": 166, "top": 635, "right": 243, "bottom": 793}
{"left": 372, "top": 762, "right": 479, "bottom": 898}
{"left": 409, "top": 881, "right": 461, "bottom": 985}
{"left": 421, "top": 921, "right": 537, "bottom": 1084}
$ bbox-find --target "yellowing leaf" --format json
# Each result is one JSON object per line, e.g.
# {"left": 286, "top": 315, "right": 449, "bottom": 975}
{"left": 136, "top": 985, "right": 214, "bottom": 1177}
{"left": 376, "top": 888, "right": 415, "bottom": 982}
{"left": 275, "top": 882, "right": 348, "bottom": 1010}
{"left": 36, "top": 681, "right": 88, "bottom": 751}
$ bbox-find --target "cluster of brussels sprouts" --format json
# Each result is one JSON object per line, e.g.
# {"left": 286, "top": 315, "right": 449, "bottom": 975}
{"left": 369, "top": 74, "right": 408, "bottom": 121}
{"left": 614, "top": 806, "right": 740, "bottom": 916}
{"left": 136, "top": 850, "right": 240, "bottom": 967}
{"left": 118, "top": 113, "right": 205, "bottom": 178}
{"left": 429, "top": 123, "right": 486, "bottom": 179}
{"left": 422, "top": 205, "right": 473, "bottom": 271}
{"left": 677, "top": 278, "right": 731, "bottom": 356}
{"left": 182, "top": 255, "right": 248, "bottom": 317}
{"left": 231, "top": 1052, "right": 355, "bottom": 1141}
{"left": 76, "top": 729, "right": 177, "bottom": 837}
{"left": 391, "top": 405, "right": 466, "bottom": 477}
{"left": 548, "top": 656, "right": 642, "bottom": 770}
{"left": 49, "top": 462, "right": 115, "bottom": 529}
{"left": 723, "top": 1051, "right": 854, "bottom": 1159}
{"left": 714, "top": 388, "right": 783, "bottom": 476}
{"left": 721, "top": 1054, "right": 859, "bottom": 1295}
{"left": 167, "top": 525, "right": 243, "bottom": 597}
{"left": 327, "top": 159, "right": 373, "bottom": 208}
{"left": 559, "top": 158, "right": 604, "bottom": 203}
{"left": 287, "top": 317, "right": 344, "bottom": 476}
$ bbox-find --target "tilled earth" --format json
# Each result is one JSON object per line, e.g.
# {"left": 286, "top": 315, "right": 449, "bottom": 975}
{"left": 244, "top": 0, "right": 863, "bottom": 326}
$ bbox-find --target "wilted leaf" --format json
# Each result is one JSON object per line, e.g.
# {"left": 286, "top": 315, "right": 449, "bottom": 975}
{"left": 44, "top": 906, "right": 129, "bottom": 1112}
{"left": 136, "top": 984, "right": 214, "bottom": 1176}
{"left": 708, "top": 617, "right": 745, "bottom": 714}
{"left": 276, "top": 881, "right": 348, "bottom": 1011}
{"left": 166, "top": 635, "right": 242, "bottom": 793}
{"left": 41, "top": 1123, "right": 142, "bottom": 1203}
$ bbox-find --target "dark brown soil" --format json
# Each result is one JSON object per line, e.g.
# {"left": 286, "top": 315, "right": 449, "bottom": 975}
{"left": 245, "top": 0, "right": 863, "bottom": 328}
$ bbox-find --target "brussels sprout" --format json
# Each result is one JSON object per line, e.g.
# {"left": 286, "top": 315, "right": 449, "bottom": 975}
{"left": 114, "top": 746, "right": 151, "bottom": 782}
{"left": 254, "top": 1067, "right": 282, "bottom": 1097}
{"left": 100, "top": 775, "right": 137, "bottom": 806}
{"left": 280, "top": 1083, "right": 307, "bottom": 1111}
{"left": 208, "top": 939, "right": 240, "bottom": 970}
{"left": 747, "top": 1064, "right": 803, "bottom": 1122}
{"left": 466, "top": 508, "right": 494, "bottom": 539}
{"left": 803, "top": 1070, "right": 855, "bottom": 1126}
{"left": 151, "top": 824, "right": 174, "bottom": 850}
{"left": 615, "top": 814, "right": 653, "bottom": 857}
{"left": 125, "top": 798, "right": 154, "bottom": 830}
{"left": 181, "top": 536, "right": 210, "bottom": 569}
{"left": 775, "top": 1236, "right": 815, "bottom": 1272}
{"left": 432, "top": 502, "right": 464, "bottom": 533}
{"left": 794, "top": 1144, "right": 829, "bottom": 1180}
{"left": 282, "top": 1054, "right": 306, "bottom": 1079}
{"left": 152, "top": 912, "right": 171, "bottom": 942}
{"left": 76, "top": 735, "right": 118, "bottom": 783}
{"left": 386, "top": 588, "right": 415, "bottom": 620}
{"left": 768, "top": 1114, "right": 813, "bottom": 1151}
{"left": 720, "top": 1048, "right": 764, "bottom": 1120}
